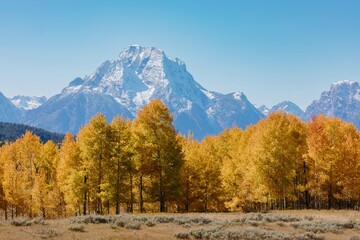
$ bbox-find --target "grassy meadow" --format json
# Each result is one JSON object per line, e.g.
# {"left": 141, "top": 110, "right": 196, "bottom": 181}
{"left": 0, "top": 210, "right": 360, "bottom": 240}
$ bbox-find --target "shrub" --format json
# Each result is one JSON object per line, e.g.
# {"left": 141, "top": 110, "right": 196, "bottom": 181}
{"left": 298, "top": 232, "right": 325, "bottom": 240}
{"left": 114, "top": 219, "right": 127, "bottom": 228}
{"left": 11, "top": 217, "right": 32, "bottom": 226}
{"left": 125, "top": 222, "right": 141, "bottom": 230}
{"left": 70, "top": 215, "right": 112, "bottom": 224}
{"left": 68, "top": 223, "right": 85, "bottom": 232}
{"left": 34, "top": 229, "right": 58, "bottom": 239}
{"left": 291, "top": 220, "right": 356, "bottom": 234}
{"left": 190, "top": 229, "right": 216, "bottom": 239}
{"left": 341, "top": 220, "right": 357, "bottom": 229}
{"left": 146, "top": 221, "right": 156, "bottom": 227}
{"left": 182, "top": 223, "right": 191, "bottom": 228}
{"left": 30, "top": 217, "right": 46, "bottom": 225}
{"left": 11, "top": 217, "right": 46, "bottom": 226}
{"left": 189, "top": 228, "right": 294, "bottom": 240}
{"left": 175, "top": 232, "right": 190, "bottom": 239}
{"left": 241, "top": 213, "right": 301, "bottom": 224}
{"left": 247, "top": 220, "right": 264, "bottom": 227}
{"left": 110, "top": 223, "right": 117, "bottom": 229}
{"left": 153, "top": 216, "right": 175, "bottom": 223}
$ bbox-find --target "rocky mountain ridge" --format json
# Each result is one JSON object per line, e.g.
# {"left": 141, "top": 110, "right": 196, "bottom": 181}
{"left": 1, "top": 46, "right": 359, "bottom": 139}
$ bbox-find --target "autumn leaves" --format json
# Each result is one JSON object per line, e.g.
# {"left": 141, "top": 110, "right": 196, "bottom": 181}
{"left": 216, "top": 113, "right": 360, "bottom": 211}
{"left": 1, "top": 99, "right": 360, "bottom": 219}
{"left": 0, "top": 99, "right": 183, "bottom": 218}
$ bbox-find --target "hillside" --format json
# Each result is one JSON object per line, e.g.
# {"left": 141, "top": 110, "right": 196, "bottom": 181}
{"left": 0, "top": 122, "right": 64, "bottom": 144}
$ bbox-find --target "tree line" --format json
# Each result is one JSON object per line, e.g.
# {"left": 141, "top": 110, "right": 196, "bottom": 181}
{"left": 0, "top": 122, "right": 64, "bottom": 144}
{"left": 0, "top": 99, "right": 360, "bottom": 219}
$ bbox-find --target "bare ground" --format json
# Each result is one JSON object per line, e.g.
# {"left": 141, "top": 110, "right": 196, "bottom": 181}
{"left": 0, "top": 210, "right": 359, "bottom": 240}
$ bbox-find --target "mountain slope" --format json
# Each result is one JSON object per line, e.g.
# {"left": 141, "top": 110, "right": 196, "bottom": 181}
{"left": 207, "top": 92, "right": 264, "bottom": 129}
{"left": 256, "top": 105, "right": 270, "bottom": 116}
{"left": 24, "top": 91, "right": 133, "bottom": 134}
{"left": 0, "top": 92, "right": 21, "bottom": 122}
{"left": 269, "top": 101, "right": 304, "bottom": 118}
{"left": 23, "top": 45, "right": 263, "bottom": 139}
{"left": 304, "top": 80, "right": 360, "bottom": 128}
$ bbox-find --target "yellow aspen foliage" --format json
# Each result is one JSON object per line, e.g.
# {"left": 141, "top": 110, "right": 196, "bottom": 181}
{"left": 2, "top": 142, "right": 26, "bottom": 217}
{"left": 307, "top": 115, "right": 360, "bottom": 208}
{"left": 179, "top": 134, "right": 203, "bottom": 212}
{"left": 132, "top": 99, "right": 183, "bottom": 212}
{"left": 32, "top": 141, "right": 60, "bottom": 218}
{"left": 77, "top": 114, "right": 112, "bottom": 215}
{"left": 218, "top": 128, "right": 242, "bottom": 204}
{"left": 0, "top": 143, "right": 9, "bottom": 218}
{"left": 2, "top": 131, "right": 41, "bottom": 217}
{"left": 57, "top": 133, "right": 83, "bottom": 216}
{"left": 220, "top": 126, "right": 255, "bottom": 210}
{"left": 180, "top": 134, "right": 225, "bottom": 212}
{"left": 197, "top": 136, "right": 226, "bottom": 211}
{"left": 109, "top": 116, "right": 133, "bottom": 214}
{"left": 252, "top": 112, "right": 307, "bottom": 209}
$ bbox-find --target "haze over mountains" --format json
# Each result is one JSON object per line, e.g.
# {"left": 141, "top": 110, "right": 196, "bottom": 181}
{"left": 0, "top": 45, "right": 360, "bottom": 139}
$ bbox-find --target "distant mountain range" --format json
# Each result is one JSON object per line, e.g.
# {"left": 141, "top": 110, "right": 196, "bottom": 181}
{"left": 257, "top": 101, "right": 305, "bottom": 118}
{"left": 1, "top": 45, "right": 360, "bottom": 139}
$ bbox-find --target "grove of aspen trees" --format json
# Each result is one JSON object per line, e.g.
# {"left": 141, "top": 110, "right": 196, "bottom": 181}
{"left": 1, "top": 99, "right": 360, "bottom": 219}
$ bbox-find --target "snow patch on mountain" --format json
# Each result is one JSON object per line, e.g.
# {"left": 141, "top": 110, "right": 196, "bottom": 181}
{"left": 331, "top": 80, "right": 355, "bottom": 86}
{"left": 10, "top": 96, "right": 47, "bottom": 110}
{"left": 233, "top": 91, "right": 244, "bottom": 101}
{"left": 201, "top": 89, "right": 215, "bottom": 100}
{"left": 256, "top": 105, "right": 270, "bottom": 116}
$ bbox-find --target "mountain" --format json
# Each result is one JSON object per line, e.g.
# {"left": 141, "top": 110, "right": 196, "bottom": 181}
{"left": 269, "top": 101, "right": 304, "bottom": 118}
{"left": 207, "top": 92, "right": 264, "bottom": 129}
{"left": 10, "top": 95, "right": 47, "bottom": 110}
{"left": 256, "top": 105, "right": 270, "bottom": 116}
{"left": 304, "top": 80, "right": 360, "bottom": 128}
{"left": 23, "top": 45, "right": 263, "bottom": 139}
{"left": 0, "top": 122, "right": 64, "bottom": 143}
{"left": 23, "top": 91, "right": 133, "bottom": 134}
{"left": 0, "top": 92, "right": 21, "bottom": 122}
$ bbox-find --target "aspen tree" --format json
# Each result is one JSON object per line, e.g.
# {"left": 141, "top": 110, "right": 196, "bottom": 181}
{"left": 77, "top": 114, "right": 112, "bottom": 214}
{"left": 109, "top": 116, "right": 133, "bottom": 214}
{"left": 132, "top": 100, "right": 183, "bottom": 212}
{"left": 58, "top": 133, "right": 83, "bottom": 216}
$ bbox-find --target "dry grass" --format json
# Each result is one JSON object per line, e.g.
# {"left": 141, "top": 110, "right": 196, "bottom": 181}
{"left": 0, "top": 210, "right": 359, "bottom": 240}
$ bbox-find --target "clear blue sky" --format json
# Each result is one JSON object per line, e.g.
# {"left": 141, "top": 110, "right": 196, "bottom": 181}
{"left": 1, "top": 0, "right": 360, "bottom": 110}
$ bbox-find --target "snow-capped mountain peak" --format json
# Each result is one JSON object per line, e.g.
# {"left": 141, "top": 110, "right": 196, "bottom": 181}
{"left": 10, "top": 95, "right": 47, "bottom": 110}
{"left": 331, "top": 80, "right": 356, "bottom": 87}
{"left": 20, "top": 45, "right": 263, "bottom": 139}
{"left": 118, "top": 45, "right": 166, "bottom": 66}
{"left": 60, "top": 45, "right": 213, "bottom": 115}
{"left": 233, "top": 91, "right": 245, "bottom": 101}
{"left": 304, "top": 80, "right": 360, "bottom": 128}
